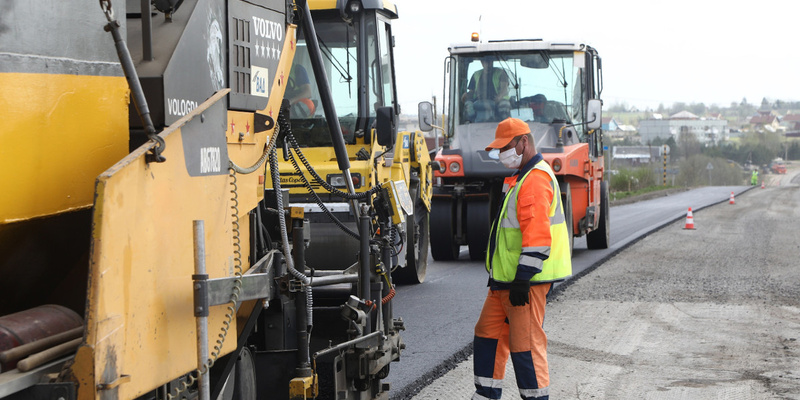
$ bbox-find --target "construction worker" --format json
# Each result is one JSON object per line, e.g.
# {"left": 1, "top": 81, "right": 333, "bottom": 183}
{"left": 462, "top": 58, "right": 510, "bottom": 122}
{"left": 751, "top": 169, "right": 758, "bottom": 186}
{"left": 285, "top": 63, "right": 315, "bottom": 118}
{"left": 529, "top": 94, "right": 549, "bottom": 123}
{"left": 473, "top": 117, "right": 572, "bottom": 400}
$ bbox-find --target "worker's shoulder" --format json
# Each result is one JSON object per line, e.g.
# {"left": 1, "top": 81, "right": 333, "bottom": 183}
{"left": 520, "top": 169, "right": 554, "bottom": 192}
{"left": 523, "top": 167, "right": 553, "bottom": 181}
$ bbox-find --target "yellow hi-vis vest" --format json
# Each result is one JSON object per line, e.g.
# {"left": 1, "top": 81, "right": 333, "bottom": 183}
{"left": 485, "top": 160, "right": 572, "bottom": 283}
{"left": 473, "top": 69, "right": 509, "bottom": 100}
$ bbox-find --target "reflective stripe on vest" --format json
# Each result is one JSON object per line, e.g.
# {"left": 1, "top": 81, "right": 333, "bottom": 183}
{"left": 485, "top": 159, "right": 572, "bottom": 283}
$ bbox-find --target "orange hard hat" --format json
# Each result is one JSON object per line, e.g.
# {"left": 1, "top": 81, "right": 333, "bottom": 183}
{"left": 485, "top": 117, "right": 530, "bottom": 151}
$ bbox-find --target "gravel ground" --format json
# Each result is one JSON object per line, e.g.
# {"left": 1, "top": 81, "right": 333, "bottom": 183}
{"left": 413, "top": 167, "right": 800, "bottom": 399}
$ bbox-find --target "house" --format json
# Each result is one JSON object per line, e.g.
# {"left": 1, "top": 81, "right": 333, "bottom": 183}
{"left": 602, "top": 117, "right": 620, "bottom": 131}
{"left": 612, "top": 146, "right": 666, "bottom": 166}
{"left": 749, "top": 111, "right": 781, "bottom": 132}
{"left": 781, "top": 114, "right": 800, "bottom": 131}
{"left": 638, "top": 110, "right": 728, "bottom": 145}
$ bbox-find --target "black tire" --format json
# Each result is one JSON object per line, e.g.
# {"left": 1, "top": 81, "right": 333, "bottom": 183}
{"left": 233, "top": 347, "right": 257, "bottom": 400}
{"left": 430, "top": 198, "right": 459, "bottom": 260}
{"left": 561, "top": 183, "right": 574, "bottom": 256}
{"left": 586, "top": 180, "right": 610, "bottom": 249}
{"left": 217, "top": 347, "right": 257, "bottom": 400}
{"left": 466, "top": 199, "right": 490, "bottom": 261}
{"left": 394, "top": 186, "right": 429, "bottom": 284}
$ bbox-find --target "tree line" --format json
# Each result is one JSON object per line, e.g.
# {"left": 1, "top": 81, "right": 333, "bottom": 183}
{"left": 609, "top": 97, "right": 800, "bottom": 120}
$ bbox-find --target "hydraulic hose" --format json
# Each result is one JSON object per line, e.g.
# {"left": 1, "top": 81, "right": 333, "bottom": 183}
{"left": 269, "top": 146, "right": 313, "bottom": 328}
{"left": 286, "top": 147, "right": 361, "bottom": 241}
{"left": 286, "top": 133, "right": 380, "bottom": 200}
{"left": 275, "top": 113, "right": 380, "bottom": 244}
{"left": 229, "top": 122, "right": 280, "bottom": 174}
{"left": 101, "top": 1, "right": 165, "bottom": 162}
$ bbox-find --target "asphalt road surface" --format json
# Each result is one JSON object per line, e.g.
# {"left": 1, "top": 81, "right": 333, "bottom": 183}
{"left": 404, "top": 168, "right": 800, "bottom": 399}
{"left": 388, "top": 182, "right": 761, "bottom": 399}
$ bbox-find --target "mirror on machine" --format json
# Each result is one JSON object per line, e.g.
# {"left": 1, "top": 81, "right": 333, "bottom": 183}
{"left": 417, "top": 101, "right": 434, "bottom": 132}
{"left": 587, "top": 99, "right": 602, "bottom": 130}
{"left": 520, "top": 53, "right": 549, "bottom": 69}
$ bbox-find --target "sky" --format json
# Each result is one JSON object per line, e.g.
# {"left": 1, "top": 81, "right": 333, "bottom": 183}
{"left": 390, "top": 0, "right": 800, "bottom": 114}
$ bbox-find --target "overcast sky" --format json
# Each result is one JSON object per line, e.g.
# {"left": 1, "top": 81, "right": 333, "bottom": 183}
{"left": 391, "top": 0, "right": 800, "bottom": 114}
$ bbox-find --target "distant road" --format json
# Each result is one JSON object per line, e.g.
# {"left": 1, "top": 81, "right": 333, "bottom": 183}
{"left": 389, "top": 184, "right": 754, "bottom": 399}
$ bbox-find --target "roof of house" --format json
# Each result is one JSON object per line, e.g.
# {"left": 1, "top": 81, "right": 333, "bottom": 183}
{"left": 613, "top": 146, "right": 652, "bottom": 158}
{"left": 783, "top": 114, "right": 800, "bottom": 122}
{"left": 670, "top": 110, "right": 699, "bottom": 120}
{"left": 750, "top": 114, "right": 777, "bottom": 124}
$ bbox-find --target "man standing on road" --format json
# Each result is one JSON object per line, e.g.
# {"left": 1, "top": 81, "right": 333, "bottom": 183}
{"left": 473, "top": 117, "right": 572, "bottom": 400}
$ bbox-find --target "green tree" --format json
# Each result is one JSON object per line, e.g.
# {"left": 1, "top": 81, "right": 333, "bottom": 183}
{"left": 688, "top": 102, "right": 707, "bottom": 116}
{"left": 671, "top": 102, "right": 687, "bottom": 115}
{"left": 609, "top": 102, "right": 628, "bottom": 112}
{"left": 678, "top": 131, "right": 701, "bottom": 159}
{"left": 676, "top": 155, "right": 745, "bottom": 187}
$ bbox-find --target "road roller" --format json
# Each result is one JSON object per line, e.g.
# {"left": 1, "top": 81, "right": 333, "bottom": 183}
{"left": 418, "top": 36, "right": 609, "bottom": 261}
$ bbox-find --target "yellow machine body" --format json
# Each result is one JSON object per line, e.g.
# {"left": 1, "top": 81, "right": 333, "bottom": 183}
{"left": 77, "top": 92, "right": 238, "bottom": 399}
{"left": 1, "top": 0, "right": 411, "bottom": 397}
{"left": 0, "top": 73, "right": 129, "bottom": 223}
{"left": 73, "top": 24, "right": 297, "bottom": 397}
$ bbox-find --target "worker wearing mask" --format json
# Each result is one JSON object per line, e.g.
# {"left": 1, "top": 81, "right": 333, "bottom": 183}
{"left": 473, "top": 117, "right": 572, "bottom": 400}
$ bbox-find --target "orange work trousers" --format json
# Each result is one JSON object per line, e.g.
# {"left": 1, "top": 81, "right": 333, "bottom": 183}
{"left": 472, "top": 283, "right": 551, "bottom": 400}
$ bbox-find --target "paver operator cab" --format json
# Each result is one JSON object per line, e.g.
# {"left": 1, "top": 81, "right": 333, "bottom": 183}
{"left": 277, "top": 0, "right": 433, "bottom": 286}
{"left": 418, "top": 37, "right": 610, "bottom": 261}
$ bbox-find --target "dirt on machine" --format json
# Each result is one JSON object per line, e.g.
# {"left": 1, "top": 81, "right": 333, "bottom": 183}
{"left": 417, "top": 35, "right": 610, "bottom": 261}
{"left": 0, "top": 1, "right": 429, "bottom": 399}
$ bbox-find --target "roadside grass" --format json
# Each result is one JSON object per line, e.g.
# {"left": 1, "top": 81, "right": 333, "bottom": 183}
{"left": 608, "top": 155, "right": 746, "bottom": 203}
{"left": 610, "top": 185, "right": 678, "bottom": 202}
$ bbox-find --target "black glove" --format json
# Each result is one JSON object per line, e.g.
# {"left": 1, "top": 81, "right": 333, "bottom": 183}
{"left": 508, "top": 279, "right": 531, "bottom": 307}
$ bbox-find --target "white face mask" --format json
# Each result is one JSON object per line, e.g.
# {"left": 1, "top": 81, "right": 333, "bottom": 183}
{"left": 498, "top": 147, "right": 523, "bottom": 169}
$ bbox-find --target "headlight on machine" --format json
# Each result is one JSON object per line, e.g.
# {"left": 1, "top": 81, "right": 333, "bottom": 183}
{"left": 449, "top": 161, "right": 461, "bottom": 174}
{"left": 327, "top": 173, "right": 362, "bottom": 189}
{"left": 551, "top": 158, "right": 562, "bottom": 172}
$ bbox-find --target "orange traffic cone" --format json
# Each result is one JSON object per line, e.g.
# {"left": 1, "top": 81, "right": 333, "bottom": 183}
{"left": 729, "top": 191, "right": 735, "bottom": 205}
{"left": 761, "top": 181, "right": 765, "bottom": 189}
{"left": 683, "top": 207, "right": 695, "bottom": 230}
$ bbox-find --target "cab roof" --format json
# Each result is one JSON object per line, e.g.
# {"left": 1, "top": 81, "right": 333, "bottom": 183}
{"left": 308, "top": 0, "right": 398, "bottom": 18}
{"left": 448, "top": 39, "right": 590, "bottom": 55}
